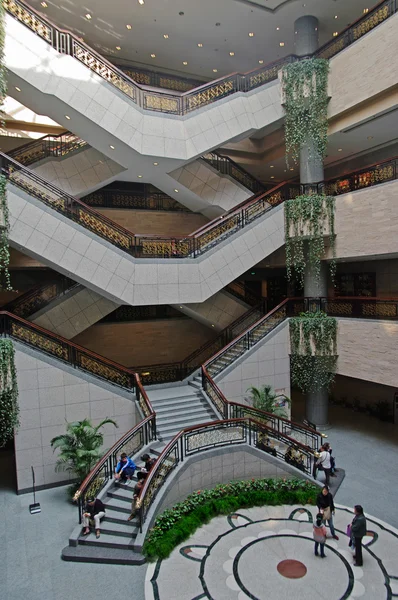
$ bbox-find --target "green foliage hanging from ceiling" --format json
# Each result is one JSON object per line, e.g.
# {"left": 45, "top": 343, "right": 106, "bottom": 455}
{"left": 0, "top": 339, "right": 19, "bottom": 447}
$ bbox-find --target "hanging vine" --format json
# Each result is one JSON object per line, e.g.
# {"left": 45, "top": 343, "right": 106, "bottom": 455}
{"left": 0, "top": 1, "right": 10, "bottom": 290}
{"left": 285, "top": 194, "right": 336, "bottom": 289}
{"left": 0, "top": 339, "right": 19, "bottom": 447}
{"left": 281, "top": 58, "right": 329, "bottom": 165}
{"left": 289, "top": 311, "right": 337, "bottom": 393}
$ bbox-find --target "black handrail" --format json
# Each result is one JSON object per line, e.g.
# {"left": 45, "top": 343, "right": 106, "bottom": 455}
{"left": 201, "top": 152, "right": 266, "bottom": 195}
{"left": 2, "top": 276, "right": 78, "bottom": 318}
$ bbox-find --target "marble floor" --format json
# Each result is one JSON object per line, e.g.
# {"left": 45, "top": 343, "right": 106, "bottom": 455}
{"left": 146, "top": 504, "right": 398, "bottom": 600}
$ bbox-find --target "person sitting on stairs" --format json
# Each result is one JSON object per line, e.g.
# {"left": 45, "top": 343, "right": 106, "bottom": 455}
{"left": 114, "top": 453, "right": 137, "bottom": 483}
{"left": 82, "top": 496, "right": 106, "bottom": 539}
{"left": 139, "top": 453, "right": 156, "bottom": 478}
{"left": 127, "top": 472, "right": 146, "bottom": 521}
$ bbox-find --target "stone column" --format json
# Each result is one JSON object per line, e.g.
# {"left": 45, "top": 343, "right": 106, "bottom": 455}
{"left": 295, "top": 15, "right": 329, "bottom": 428}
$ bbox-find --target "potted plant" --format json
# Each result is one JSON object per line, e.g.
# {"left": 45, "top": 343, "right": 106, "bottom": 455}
{"left": 246, "top": 384, "right": 291, "bottom": 418}
{"left": 51, "top": 418, "right": 118, "bottom": 500}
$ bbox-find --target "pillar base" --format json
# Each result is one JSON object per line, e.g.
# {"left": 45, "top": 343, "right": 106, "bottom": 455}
{"left": 306, "top": 388, "right": 329, "bottom": 428}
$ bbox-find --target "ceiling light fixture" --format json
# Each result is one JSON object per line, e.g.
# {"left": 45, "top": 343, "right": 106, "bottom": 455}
{"left": 138, "top": 175, "right": 143, "bottom": 178}
{"left": 153, "top": 162, "right": 158, "bottom": 166}
{"left": 333, "top": 32, "right": 338, "bottom": 37}
{"left": 182, "top": 61, "right": 188, "bottom": 65}
{"left": 151, "top": 53, "right": 156, "bottom": 58}
{"left": 163, "top": 34, "right": 169, "bottom": 39}
{"left": 138, "top": 0, "right": 145, "bottom": 4}
{"left": 338, "top": 148, "right": 343, "bottom": 152}
{"left": 276, "top": 27, "right": 280, "bottom": 31}
{"left": 126, "top": 24, "right": 132, "bottom": 29}
{"left": 211, "top": 324, "right": 215, "bottom": 327}
{"left": 213, "top": 68, "right": 218, "bottom": 72}
{"left": 229, "top": 51, "right": 235, "bottom": 56}
{"left": 367, "top": 136, "right": 373, "bottom": 140}
{"left": 15, "top": 86, "right": 21, "bottom": 92}
{"left": 215, "top": 22, "right": 221, "bottom": 26}
{"left": 109, "top": 145, "right": 115, "bottom": 150}
{"left": 248, "top": 32, "right": 254, "bottom": 37}
{"left": 115, "top": 46, "right": 121, "bottom": 50}
{"left": 174, "top": 189, "right": 179, "bottom": 193}
{"left": 40, "top": 1, "right": 47, "bottom": 6}
{"left": 290, "top": 167, "right": 294, "bottom": 171}
{"left": 270, "top": 176, "right": 275, "bottom": 179}
{"left": 363, "top": 8, "right": 369, "bottom": 13}
{"left": 279, "top": 42, "right": 285, "bottom": 47}
{"left": 85, "top": 13, "right": 92, "bottom": 20}
{"left": 258, "top": 59, "right": 264, "bottom": 64}
{"left": 334, "top": 15, "right": 338, "bottom": 19}
{"left": 197, "top": 43, "right": 203, "bottom": 47}
{"left": 65, "top": 115, "right": 71, "bottom": 120}
{"left": 270, "top": 165, "right": 274, "bottom": 168}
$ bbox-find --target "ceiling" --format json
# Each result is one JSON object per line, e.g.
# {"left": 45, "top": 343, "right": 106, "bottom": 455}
{"left": 30, "top": 0, "right": 373, "bottom": 79}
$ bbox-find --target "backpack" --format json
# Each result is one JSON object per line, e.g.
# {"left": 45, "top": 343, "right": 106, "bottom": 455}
{"left": 313, "top": 524, "right": 326, "bottom": 543}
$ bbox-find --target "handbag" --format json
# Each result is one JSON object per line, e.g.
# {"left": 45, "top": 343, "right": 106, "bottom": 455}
{"left": 346, "top": 524, "right": 352, "bottom": 537}
{"left": 323, "top": 507, "right": 332, "bottom": 521}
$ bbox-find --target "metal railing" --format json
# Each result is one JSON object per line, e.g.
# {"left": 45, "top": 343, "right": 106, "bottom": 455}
{"left": 82, "top": 187, "right": 191, "bottom": 212}
{"left": 3, "top": 276, "right": 78, "bottom": 318}
{"left": 9, "top": 132, "right": 87, "bottom": 167}
{"left": 116, "top": 63, "right": 204, "bottom": 93}
{"left": 4, "top": 0, "right": 396, "bottom": 115}
{"left": 137, "top": 417, "right": 316, "bottom": 529}
{"left": 201, "top": 152, "right": 266, "bottom": 195}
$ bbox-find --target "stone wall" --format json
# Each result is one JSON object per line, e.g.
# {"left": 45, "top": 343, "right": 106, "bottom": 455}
{"left": 14, "top": 343, "right": 139, "bottom": 492}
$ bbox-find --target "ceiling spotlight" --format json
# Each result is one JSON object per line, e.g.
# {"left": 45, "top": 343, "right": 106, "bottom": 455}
{"left": 213, "top": 68, "right": 218, "bottom": 72}
{"left": 333, "top": 32, "right": 338, "bottom": 37}
{"left": 40, "top": 1, "right": 47, "bottom": 6}
{"left": 338, "top": 148, "right": 343, "bottom": 152}
{"left": 270, "top": 176, "right": 275, "bottom": 179}
{"left": 153, "top": 162, "right": 158, "bottom": 166}
{"left": 367, "top": 136, "right": 373, "bottom": 140}
{"left": 163, "top": 34, "right": 169, "bottom": 39}
{"left": 248, "top": 32, "right": 254, "bottom": 37}
{"left": 197, "top": 43, "right": 203, "bottom": 47}
{"left": 115, "top": 46, "right": 121, "bottom": 50}
{"left": 334, "top": 15, "right": 338, "bottom": 19}
{"left": 179, "top": 11, "right": 185, "bottom": 15}
{"left": 109, "top": 145, "right": 115, "bottom": 150}
{"left": 276, "top": 27, "right": 280, "bottom": 31}
{"left": 138, "top": 0, "right": 145, "bottom": 4}
{"left": 126, "top": 24, "right": 132, "bottom": 29}
{"left": 258, "top": 59, "right": 264, "bottom": 64}
{"left": 215, "top": 22, "right": 221, "bottom": 26}
{"left": 151, "top": 53, "right": 156, "bottom": 58}
{"left": 85, "top": 13, "right": 92, "bottom": 20}
{"left": 174, "top": 189, "right": 179, "bottom": 193}
{"left": 279, "top": 42, "right": 285, "bottom": 47}
{"left": 182, "top": 61, "right": 188, "bottom": 65}
{"left": 138, "top": 175, "right": 143, "bottom": 178}
{"left": 270, "top": 165, "right": 274, "bottom": 168}
{"left": 65, "top": 115, "right": 71, "bottom": 120}
{"left": 363, "top": 8, "right": 369, "bottom": 13}
{"left": 229, "top": 51, "right": 235, "bottom": 56}
{"left": 15, "top": 86, "right": 21, "bottom": 92}
{"left": 290, "top": 167, "right": 294, "bottom": 171}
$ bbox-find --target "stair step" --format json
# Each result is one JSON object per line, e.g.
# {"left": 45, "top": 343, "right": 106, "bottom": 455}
{"left": 62, "top": 544, "right": 145, "bottom": 565}
{"left": 147, "top": 386, "right": 198, "bottom": 401}
{"left": 157, "top": 412, "right": 214, "bottom": 428}
{"left": 155, "top": 404, "right": 210, "bottom": 417}
{"left": 100, "top": 521, "right": 138, "bottom": 538}
{"left": 159, "top": 415, "right": 215, "bottom": 435}
{"left": 150, "top": 395, "right": 200, "bottom": 409}
{"left": 78, "top": 533, "right": 134, "bottom": 550}
{"left": 104, "top": 498, "right": 132, "bottom": 514}
{"left": 102, "top": 508, "right": 138, "bottom": 526}
{"left": 107, "top": 488, "right": 133, "bottom": 503}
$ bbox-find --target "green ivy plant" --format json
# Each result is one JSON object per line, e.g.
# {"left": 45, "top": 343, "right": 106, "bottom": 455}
{"left": 285, "top": 194, "right": 336, "bottom": 288}
{"left": 0, "top": 340, "right": 19, "bottom": 447}
{"left": 281, "top": 58, "right": 329, "bottom": 165}
{"left": 0, "top": 2, "right": 10, "bottom": 291}
{"left": 290, "top": 311, "right": 337, "bottom": 393}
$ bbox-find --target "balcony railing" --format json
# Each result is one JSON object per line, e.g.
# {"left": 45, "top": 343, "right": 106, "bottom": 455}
{"left": 137, "top": 417, "right": 317, "bottom": 529}
{"left": 3, "top": 276, "right": 78, "bottom": 318}
{"left": 82, "top": 186, "right": 191, "bottom": 213}
{"left": 201, "top": 152, "right": 266, "bottom": 195}
{"left": 9, "top": 132, "right": 86, "bottom": 167}
{"left": 4, "top": 0, "right": 396, "bottom": 115}
{"left": 116, "top": 63, "right": 204, "bottom": 93}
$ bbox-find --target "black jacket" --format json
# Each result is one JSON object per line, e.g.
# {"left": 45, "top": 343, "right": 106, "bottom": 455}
{"left": 316, "top": 492, "right": 335, "bottom": 512}
{"left": 86, "top": 499, "right": 105, "bottom": 517}
{"left": 351, "top": 514, "right": 367, "bottom": 538}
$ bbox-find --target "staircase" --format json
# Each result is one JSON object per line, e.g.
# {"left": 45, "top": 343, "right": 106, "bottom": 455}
{"left": 146, "top": 384, "right": 219, "bottom": 442}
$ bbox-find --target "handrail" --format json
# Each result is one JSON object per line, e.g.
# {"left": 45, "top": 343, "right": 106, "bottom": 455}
{"left": 4, "top": 0, "right": 395, "bottom": 115}
{"left": 137, "top": 416, "right": 316, "bottom": 530}
{"left": 8, "top": 132, "right": 86, "bottom": 167}
{"left": 3, "top": 276, "right": 78, "bottom": 318}
{"left": 201, "top": 151, "right": 266, "bottom": 195}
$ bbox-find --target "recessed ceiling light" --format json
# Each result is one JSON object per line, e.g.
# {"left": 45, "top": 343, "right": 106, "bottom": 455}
{"left": 65, "top": 115, "right": 71, "bottom": 120}
{"left": 151, "top": 53, "right": 156, "bottom": 58}
{"left": 109, "top": 145, "right": 115, "bottom": 150}
{"left": 270, "top": 176, "right": 275, "bottom": 179}
{"left": 211, "top": 324, "right": 215, "bottom": 327}
{"left": 15, "top": 86, "right": 21, "bottom": 92}
{"left": 126, "top": 24, "right": 132, "bottom": 30}
{"left": 363, "top": 8, "right": 369, "bottom": 13}
{"left": 85, "top": 13, "right": 92, "bottom": 20}
{"left": 290, "top": 168, "right": 294, "bottom": 171}
{"left": 333, "top": 32, "right": 338, "bottom": 37}
{"left": 229, "top": 51, "right": 235, "bottom": 56}
{"left": 258, "top": 60, "right": 264, "bottom": 64}
{"left": 138, "top": 0, "right": 145, "bottom": 4}
{"left": 213, "top": 68, "right": 218, "bottom": 72}
{"left": 367, "top": 136, "right": 373, "bottom": 140}
{"left": 115, "top": 46, "right": 121, "bottom": 50}
{"left": 179, "top": 11, "right": 185, "bottom": 16}
{"left": 279, "top": 42, "right": 285, "bottom": 47}
{"left": 153, "top": 162, "right": 158, "bottom": 166}
{"left": 215, "top": 22, "right": 221, "bottom": 26}
{"left": 276, "top": 27, "right": 280, "bottom": 31}
{"left": 163, "top": 34, "right": 169, "bottom": 39}
{"left": 248, "top": 32, "right": 254, "bottom": 37}
{"left": 41, "top": 1, "right": 47, "bottom": 6}
{"left": 338, "top": 148, "right": 343, "bottom": 152}
{"left": 270, "top": 165, "right": 274, "bottom": 168}
{"left": 334, "top": 15, "right": 338, "bottom": 19}
{"left": 182, "top": 61, "right": 188, "bottom": 65}
{"left": 174, "top": 189, "right": 179, "bottom": 193}
{"left": 138, "top": 175, "right": 143, "bottom": 178}
{"left": 197, "top": 43, "right": 203, "bottom": 47}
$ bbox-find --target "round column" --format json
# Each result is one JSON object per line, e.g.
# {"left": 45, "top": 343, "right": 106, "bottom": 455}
{"left": 294, "top": 15, "right": 319, "bottom": 56}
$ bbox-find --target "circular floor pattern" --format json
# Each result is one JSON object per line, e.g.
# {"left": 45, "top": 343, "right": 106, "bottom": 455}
{"left": 145, "top": 504, "right": 398, "bottom": 600}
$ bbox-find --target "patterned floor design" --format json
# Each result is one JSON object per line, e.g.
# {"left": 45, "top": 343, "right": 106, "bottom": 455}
{"left": 145, "top": 504, "right": 398, "bottom": 600}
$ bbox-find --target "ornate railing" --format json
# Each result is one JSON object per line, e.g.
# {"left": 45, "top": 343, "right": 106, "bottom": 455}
{"left": 137, "top": 417, "right": 316, "bottom": 529}
{"left": 82, "top": 186, "right": 191, "bottom": 212}
{"left": 4, "top": 0, "right": 396, "bottom": 115}
{"left": 319, "top": 297, "right": 398, "bottom": 320}
{"left": 3, "top": 276, "right": 77, "bottom": 318}
{"left": 201, "top": 152, "right": 266, "bottom": 195}
{"left": 116, "top": 63, "right": 203, "bottom": 93}
{"left": 225, "top": 281, "right": 265, "bottom": 308}
{"left": 9, "top": 132, "right": 87, "bottom": 166}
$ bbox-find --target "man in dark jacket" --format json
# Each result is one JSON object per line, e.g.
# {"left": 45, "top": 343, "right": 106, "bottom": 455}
{"left": 351, "top": 505, "right": 367, "bottom": 566}
{"left": 316, "top": 485, "right": 339, "bottom": 540}
{"left": 82, "top": 497, "right": 106, "bottom": 538}
{"left": 127, "top": 472, "right": 146, "bottom": 521}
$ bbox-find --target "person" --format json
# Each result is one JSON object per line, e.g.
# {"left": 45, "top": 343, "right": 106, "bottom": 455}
{"left": 313, "top": 513, "right": 327, "bottom": 558}
{"left": 140, "top": 453, "right": 156, "bottom": 476}
{"left": 316, "top": 485, "right": 339, "bottom": 540}
{"left": 323, "top": 442, "right": 337, "bottom": 477}
{"left": 115, "top": 453, "right": 137, "bottom": 483}
{"left": 127, "top": 472, "right": 146, "bottom": 521}
{"left": 351, "top": 505, "right": 367, "bottom": 566}
{"left": 82, "top": 496, "right": 105, "bottom": 539}
{"left": 316, "top": 444, "right": 332, "bottom": 487}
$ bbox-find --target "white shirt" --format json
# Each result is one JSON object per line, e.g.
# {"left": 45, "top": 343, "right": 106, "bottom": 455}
{"left": 318, "top": 450, "right": 331, "bottom": 469}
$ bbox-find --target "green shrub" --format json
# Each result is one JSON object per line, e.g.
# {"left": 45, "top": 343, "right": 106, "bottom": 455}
{"left": 143, "top": 478, "right": 318, "bottom": 560}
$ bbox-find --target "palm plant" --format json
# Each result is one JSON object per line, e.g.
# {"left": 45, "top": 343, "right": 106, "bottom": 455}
{"left": 246, "top": 384, "right": 291, "bottom": 418}
{"left": 50, "top": 418, "right": 118, "bottom": 483}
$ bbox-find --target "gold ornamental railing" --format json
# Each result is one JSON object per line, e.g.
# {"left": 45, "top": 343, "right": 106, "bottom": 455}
{"left": 4, "top": 0, "right": 396, "bottom": 114}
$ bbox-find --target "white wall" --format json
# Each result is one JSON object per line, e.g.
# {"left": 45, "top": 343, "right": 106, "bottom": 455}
{"left": 181, "top": 290, "right": 248, "bottom": 331}
{"left": 14, "top": 343, "right": 139, "bottom": 492}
